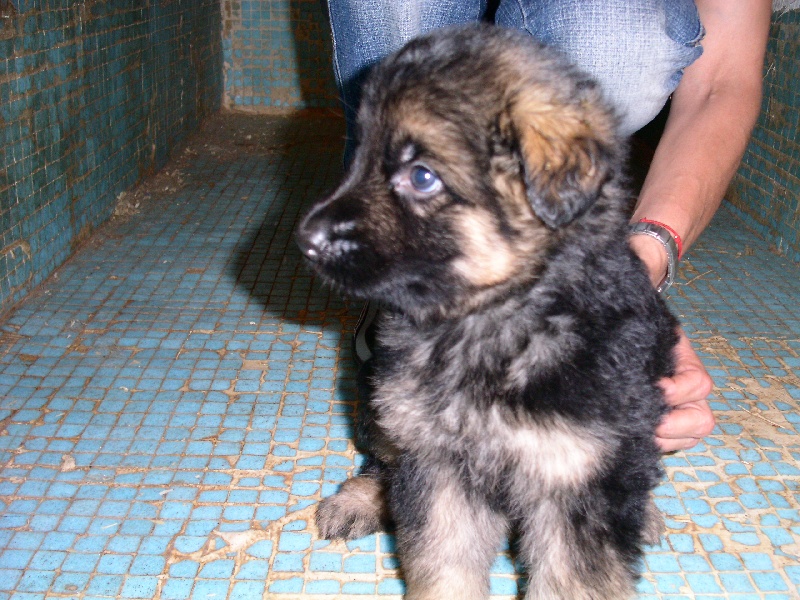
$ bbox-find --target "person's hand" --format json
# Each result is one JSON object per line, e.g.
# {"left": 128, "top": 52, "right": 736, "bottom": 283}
{"left": 655, "top": 327, "right": 715, "bottom": 452}
{"left": 629, "top": 229, "right": 715, "bottom": 450}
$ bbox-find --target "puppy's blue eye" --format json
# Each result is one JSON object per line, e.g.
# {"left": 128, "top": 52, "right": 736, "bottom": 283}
{"left": 409, "top": 165, "right": 441, "bottom": 194}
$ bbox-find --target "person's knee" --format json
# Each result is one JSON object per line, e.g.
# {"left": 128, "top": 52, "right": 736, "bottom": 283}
{"left": 498, "top": 0, "right": 704, "bottom": 134}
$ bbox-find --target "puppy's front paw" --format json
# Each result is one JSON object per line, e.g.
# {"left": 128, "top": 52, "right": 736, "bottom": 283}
{"left": 316, "top": 476, "right": 386, "bottom": 539}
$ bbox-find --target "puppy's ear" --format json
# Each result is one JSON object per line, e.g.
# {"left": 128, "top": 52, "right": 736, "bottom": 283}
{"left": 504, "top": 86, "right": 615, "bottom": 229}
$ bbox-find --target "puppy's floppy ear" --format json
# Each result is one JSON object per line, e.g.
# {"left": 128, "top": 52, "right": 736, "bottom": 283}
{"left": 503, "top": 83, "right": 615, "bottom": 229}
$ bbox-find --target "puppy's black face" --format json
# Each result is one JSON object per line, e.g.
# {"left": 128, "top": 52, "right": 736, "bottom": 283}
{"left": 297, "top": 25, "right": 621, "bottom": 319}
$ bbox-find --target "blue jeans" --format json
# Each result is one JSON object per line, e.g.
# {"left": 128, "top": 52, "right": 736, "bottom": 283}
{"left": 327, "top": 0, "right": 704, "bottom": 159}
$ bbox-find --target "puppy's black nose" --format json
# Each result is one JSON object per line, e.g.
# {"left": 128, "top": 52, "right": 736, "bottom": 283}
{"left": 296, "top": 213, "right": 332, "bottom": 260}
{"left": 297, "top": 195, "right": 363, "bottom": 261}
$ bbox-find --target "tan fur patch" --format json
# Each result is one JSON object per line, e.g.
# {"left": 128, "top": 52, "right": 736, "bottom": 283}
{"left": 391, "top": 99, "right": 481, "bottom": 200}
{"left": 497, "top": 410, "right": 614, "bottom": 490}
{"left": 499, "top": 61, "right": 614, "bottom": 214}
{"left": 450, "top": 210, "right": 519, "bottom": 287}
{"left": 402, "top": 474, "right": 506, "bottom": 600}
{"left": 488, "top": 154, "right": 530, "bottom": 214}
{"left": 522, "top": 499, "right": 634, "bottom": 600}
{"left": 642, "top": 494, "right": 665, "bottom": 546}
{"left": 513, "top": 94, "right": 598, "bottom": 185}
{"left": 505, "top": 316, "right": 580, "bottom": 389}
{"left": 315, "top": 476, "right": 386, "bottom": 540}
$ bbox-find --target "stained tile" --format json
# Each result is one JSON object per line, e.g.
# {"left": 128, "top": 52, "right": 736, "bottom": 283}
{"left": 0, "top": 111, "right": 798, "bottom": 599}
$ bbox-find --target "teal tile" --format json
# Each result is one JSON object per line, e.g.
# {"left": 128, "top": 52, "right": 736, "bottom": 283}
{"left": 1, "top": 84, "right": 798, "bottom": 600}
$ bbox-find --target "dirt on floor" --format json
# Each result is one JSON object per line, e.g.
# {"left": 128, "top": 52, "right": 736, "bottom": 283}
{"left": 113, "top": 109, "right": 346, "bottom": 220}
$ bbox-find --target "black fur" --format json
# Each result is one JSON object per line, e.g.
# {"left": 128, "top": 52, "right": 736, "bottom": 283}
{"left": 297, "top": 24, "right": 678, "bottom": 599}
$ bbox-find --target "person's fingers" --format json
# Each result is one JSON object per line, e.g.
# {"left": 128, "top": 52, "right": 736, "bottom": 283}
{"left": 661, "top": 362, "right": 714, "bottom": 408}
{"left": 660, "top": 328, "right": 714, "bottom": 409}
{"left": 658, "top": 435, "right": 699, "bottom": 453}
{"left": 656, "top": 399, "right": 715, "bottom": 452}
{"left": 654, "top": 327, "right": 715, "bottom": 451}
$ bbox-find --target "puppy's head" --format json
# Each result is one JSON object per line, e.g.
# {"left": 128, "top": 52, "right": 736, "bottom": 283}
{"left": 297, "top": 25, "right": 623, "bottom": 319}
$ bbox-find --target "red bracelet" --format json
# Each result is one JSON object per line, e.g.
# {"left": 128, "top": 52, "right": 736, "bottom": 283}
{"left": 637, "top": 218, "right": 683, "bottom": 259}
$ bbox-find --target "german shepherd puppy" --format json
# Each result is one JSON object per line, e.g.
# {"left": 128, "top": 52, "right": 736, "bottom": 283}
{"left": 296, "top": 24, "right": 678, "bottom": 600}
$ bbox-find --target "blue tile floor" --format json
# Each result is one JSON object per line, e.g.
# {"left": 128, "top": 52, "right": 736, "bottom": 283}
{"left": 0, "top": 113, "right": 799, "bottom": 599}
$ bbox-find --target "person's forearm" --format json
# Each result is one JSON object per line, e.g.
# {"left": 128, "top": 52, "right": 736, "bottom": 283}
{"left": 636, "top": 0, "right": 770, "bottom": 452}
{"left": 630, "top": 0, "right": 771, "bottom": 286}
{"left": 633, "top": 85, "right": 762, "bottom": 248}
{"left": 630, "top": 83, "right": 763, "bottom": 284}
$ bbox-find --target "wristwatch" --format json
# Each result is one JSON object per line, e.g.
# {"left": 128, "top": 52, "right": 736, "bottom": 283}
{"left": 629, "top": 219, "right": 682, "bottom": 294}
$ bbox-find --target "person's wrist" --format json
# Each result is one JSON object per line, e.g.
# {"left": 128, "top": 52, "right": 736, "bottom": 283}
{"left": 629, "top": 219, "right": 681, "bottom": 293}
{"left": 629, "top": 230, "right": 669, "bottom": 289}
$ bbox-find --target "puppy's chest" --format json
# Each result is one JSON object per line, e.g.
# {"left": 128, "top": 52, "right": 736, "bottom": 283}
{"left": 378, "top": 319, "right": 517, "bottom": 406}
{"left": 374, "top": 331, "right": 611, "bottom": 491}
{"left": 376, "top": 309, "right": 575, "bottom": 406}
{"left": 373, "top": 313, "right": 577, "bottom": 450}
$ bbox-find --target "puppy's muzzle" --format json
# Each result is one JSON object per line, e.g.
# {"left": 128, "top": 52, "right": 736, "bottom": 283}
{"left": 296, "top": 197, "right": 361, "bottom": 262}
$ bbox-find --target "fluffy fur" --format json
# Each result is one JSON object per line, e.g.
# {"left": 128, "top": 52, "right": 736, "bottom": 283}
{"left": 297, "top": 24, "right": 678, "bottom": 599}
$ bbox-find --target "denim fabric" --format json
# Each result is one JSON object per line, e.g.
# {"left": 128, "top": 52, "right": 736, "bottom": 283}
{"left": 327, "top": 0, "right": 704, "bottom": 158}
{"left": 494, "top": 0, "right": 704, "bottom": 134}
{"left": 327, "top": 0, "right": 487, "bottom": 152}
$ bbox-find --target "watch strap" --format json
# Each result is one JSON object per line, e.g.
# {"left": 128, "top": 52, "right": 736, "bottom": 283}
{"left": 629, "top": 220, "right": 679, "bottom": 294}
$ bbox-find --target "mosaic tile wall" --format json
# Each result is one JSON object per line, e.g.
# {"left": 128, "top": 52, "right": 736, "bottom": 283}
{"left": 0, "top": 0, "right": 223, "bottom": 316}
{"left": 728, "top": 9, "right": 800, "bottom": 263}
{"left": 221, "top": 0, "right": 338, "bottom": 110}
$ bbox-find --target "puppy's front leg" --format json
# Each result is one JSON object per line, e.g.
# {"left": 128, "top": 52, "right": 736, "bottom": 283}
{"left": 390, "top": 457, "right": 506, "bottom": 600}
{"left": 518, "top": 497, "right": 636, "bottom": 600}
